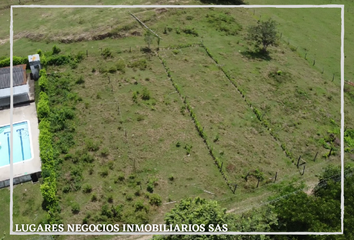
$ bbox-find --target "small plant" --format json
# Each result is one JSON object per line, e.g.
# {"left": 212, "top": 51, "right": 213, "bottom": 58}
{"left": 82, "top": 183, "right": 92, "bottom": 193}
{"left": 71, "top": 202, "right": 80, "bottom": 214}
{"left": 141, "top": 87, "right": 151, "bottom": 100}
{"left": 100, "top": 147, "right": 109, "bottom": 157}
{"left": 176, "top": 141, "right": 181, "bottom": 147}
{"left": 116, "top": 59, "right": 126, "bottom": 73}
{"left": 132, "top": 91, "right": 138, "bottom": 103}
{"left": 75, "top": 76, "right": 85, "bottom": 84}
{"left": 92, "top": 67, "right": 96, "bottom": 73}
{"left": 91, "top": 194, "right": 98, "bottom": 202}
{"left": 277, "top": 70, "right": 282, "bottom": 75}
{"left": 184, "top": 144, "right": 193, "bottom": 155}
{"left": 149, "top": 194, "right": 162, "bottom": 206}
{"left": 107, "top": 195, "right": 114, "bottom": 203}
{"left": 126, "top": 194, "right": 133, "bottom": 201}
{"left": 100, "top": 168, "right": 109, "bottom": 177}
{"left": 186, "top": 15, "right": 194, "bottom": 20}
{"left": 108, "top": 66, "right": 117, "bottom": 73}
{"left": 101, "top": 48, "right": 113, "bottom": 59}
{"left": 168, "top": 174, "right": 174, "bottom": 181}
{"left": 128, "top": 59, "right": 147, "bottom": 70}
{"left": 214, "top": 133, "right": 219, "bottom": 142}
{"left": 52, "top": 45, "right": 61, "bottom": 55}
{"left": 182, "top": 27, "right": 199, "bottom": 37}
{"left": 117, "top": 173, "right": 125, "bottom": 182}
{"left": 137, "top": 115, "right": 145, "bottom": 121}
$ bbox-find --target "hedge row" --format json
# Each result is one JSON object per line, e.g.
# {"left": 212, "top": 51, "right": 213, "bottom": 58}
{"left": 159, "top": 54, "right": 236, "bottom": 193}
{"left": 199, "top": 43, "right": 295, "bottom": 163}
{"left": 37, "top": 69, "right": 61, "bottom": 224}
{"left": 0, "top": 56, "right": 28, "bottom": 68}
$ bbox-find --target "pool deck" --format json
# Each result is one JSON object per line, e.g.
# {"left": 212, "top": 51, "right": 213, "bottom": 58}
{"left": 0, "top": 102, "right": 41, "bottom": 182}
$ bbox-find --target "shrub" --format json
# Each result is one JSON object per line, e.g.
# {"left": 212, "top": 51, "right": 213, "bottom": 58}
{"left": 141, "top": 87, "right": 151, "bottom": 100}
{"left": 39, "top": 74, "right": 48, "bottom": 92}
{"left": 149, "top": 194, "right": 162, "bottom": 206}
{"left": 116, "top": 59, "right": 126, "bottom": 73}
{"left": 76, "top": 51, "right": 85, "bottom": 62}
{"left": 128, "top": 59, "right": 147, "bottom": 70}
{"left": 100, "top": 147, "right": 109, "bottom": 157}
{"left": 126, "top": 194, "right": 133, "bottom": 201}
{"left": 147, "top": 183, "right": 154, "bottom": 193}
{"left": 52, "top": 45, "right": 61, "bottom": 55}
{"left": 107, "top": 195, "right": 114, "bottom": 203}
{"left": 82, "top": 183, "right": 92, "bottom": 193}
{"left": 37, "top": 92, "right": 50, "bottom": 119}
{"left": 85, "top": 139, "right": 99, "bottom": 151}
{"left": 91, "top": 194, "right": 98, "bottom": 202}
{"left": 108, "top": 66, "right": 117, "bottom": 73}
{"left": 115, "top": 173, "right": 125, "bottom": 183}
{"left": 132, "top": 91, "right": 138, "bottom": 103}
{"left": 101, "top": 48, "right": 113, "bottom": 59}
{"left": 71, "top": 202, "right": 80, "bottom": 214}
{"left": 182, "top": 27, "right": 199, "bottom": 37}
{"left": 100, "top": 168, "right": 109, "bottom": 177}
{"left": 75, "top": 76, "right": 85, "bottom": 84}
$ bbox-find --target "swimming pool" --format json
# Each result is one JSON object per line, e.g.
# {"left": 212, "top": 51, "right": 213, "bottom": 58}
{"left": 0, "top": 121, "right": 33, "bottom": 167}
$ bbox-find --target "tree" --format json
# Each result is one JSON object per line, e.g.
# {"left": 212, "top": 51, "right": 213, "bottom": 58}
{"left": 247, "top": 19, "right": 278, "bottom": 53}
{"left": 153, "top": 197, "right": 228, "bottom": 240}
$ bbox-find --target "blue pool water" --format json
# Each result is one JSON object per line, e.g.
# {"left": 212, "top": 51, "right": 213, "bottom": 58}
{"left": 0, "top": 121, "right": 32, "bottom": 167}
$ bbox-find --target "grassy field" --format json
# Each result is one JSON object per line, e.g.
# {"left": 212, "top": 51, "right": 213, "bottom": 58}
{"left": 0, "top": 1, "right": 350, "bottom": 239}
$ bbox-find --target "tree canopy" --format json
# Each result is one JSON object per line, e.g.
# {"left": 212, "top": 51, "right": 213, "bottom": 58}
{"left": 247, "top": 19, "right": 278, "bottom": 52}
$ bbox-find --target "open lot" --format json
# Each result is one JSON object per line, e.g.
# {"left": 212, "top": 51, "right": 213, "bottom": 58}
{"left": 0, "top": 2, "right": 350, "bottom": 239}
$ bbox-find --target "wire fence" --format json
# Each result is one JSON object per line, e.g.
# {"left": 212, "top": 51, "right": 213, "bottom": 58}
{"left": 247, "top": 8, "right": 344, "bottom": 86}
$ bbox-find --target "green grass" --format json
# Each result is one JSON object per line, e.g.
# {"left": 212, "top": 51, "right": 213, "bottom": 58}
{"left": 0, "top": 183, "right": 47, "bottom": 240}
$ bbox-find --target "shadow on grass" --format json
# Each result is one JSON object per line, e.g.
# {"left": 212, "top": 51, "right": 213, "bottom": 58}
{"left": 241, "top": 50, "right": 272, "bottom": 61}
{"left": 200, "top": 0, "right": 245, "bottom": 5}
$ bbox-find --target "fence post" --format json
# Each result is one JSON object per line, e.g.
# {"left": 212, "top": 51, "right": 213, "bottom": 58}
{"left": 305, "top": 53, "right": 307, "bottom": 60}
{"left": 233, "top": 184, "right": 237, "bottom": 194}
{"left": 301, "top": 165, "right": 306, "bottom": 175}
{"left": 274, "top": 172, "right": 278, "bottom": 183}
{"left": 322, "top": 68, "right": 324, "bottom": 74}
{"left": 86, "top": 49, "right": 88, "bottom": 57}
{"left": 313, "top": 152, "right": 318, "bottom": 162}
{"left": 313, "top": 59, "right": 316, "bottom": 66}
{"left": 328, "top": 148, "right": 333, "bottom": 157}
{"left": 297, "top": 155, "right": 301, "bottom": 168}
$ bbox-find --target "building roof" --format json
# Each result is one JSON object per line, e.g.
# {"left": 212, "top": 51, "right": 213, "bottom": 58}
{"left": 0, "top": 65, "right": 27, "bottom": 90}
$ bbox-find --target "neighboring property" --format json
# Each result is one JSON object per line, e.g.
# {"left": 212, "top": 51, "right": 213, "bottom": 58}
{"left": 0, "top": 58, "right": 41, "bottom": 188}
{"left": 0, "top": 64, "right": 30, "bottom": 108}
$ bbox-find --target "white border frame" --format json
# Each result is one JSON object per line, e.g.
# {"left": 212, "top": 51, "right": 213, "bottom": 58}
{"left": 0, "top": 120, "right": 34, "bottom": 169}
{"left": 9, "top": 4, "right": 344, "bottom": 236}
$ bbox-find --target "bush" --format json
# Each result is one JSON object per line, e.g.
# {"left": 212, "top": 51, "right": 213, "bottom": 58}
{"left": 85, "top": 139, "right": 99, "bottom": 152}
{"left": 37, "top": 92, "right": 50, "bottom": 119}
{"left": 117, "top": 173, "right": 125, "bottom": 182}
{"left": 108, "top": 66, "right": 117, "bottom": 73}
{"left": 182, "top": 27, "right": 199, "bottom": 37}
{"left": 75, "top": 76, "right": 85, "bottom": 84}
{"left": 100, "top": 168, "right": 109, "bottom": 177}
{"left": 116, "top": 59, "right": 126, "bottom": 73}
{"left": 141, "top": 87, "right": 151, "bottom": 100}
{"left": 101, "top": 48, "right": 113, "bottom": 59}
{"left": 82, "top": 184, "right": 92, "bottom": 193}
{"left": 0, "top": 56, "right": 27, "bottom": 68}
{"left": 52, "top": 45, "right": 61, "bottom": 55}
{"left": 39, "top": 74, "right": 48, "bottom": 92}
{"left": 91, "top": 194, "right": 98, "bottom": 202}
{"left": 149, "top": 194, "right": 162, "bottom": 206}
{"left": 100, "top": 147, "right": 109, "bottom": 157}
{"left": 71, "top": 202, "right": 80, "bottom": 214}
{"left": 128, "top": 59, "right": 147, "bottom": 70}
